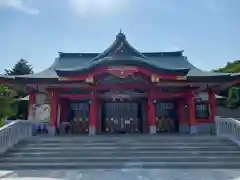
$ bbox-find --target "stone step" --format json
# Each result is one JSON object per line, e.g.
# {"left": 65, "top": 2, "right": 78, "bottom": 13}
{"left": 11, "top": 146, "right": 239, "bottom": 152}
{"left": 28, "top": 134, "right": 225, "bottom": 139}
{"left": 2, "top": 135, "right": 239, "bottom": 170}
{"left": 3, "top": 150, "right": 240, "bottom": 158}
{"left": 27, "top": 137, "right": 229, "bottom": 143}
{"left": 1, "top": 161, "right": 240, "bottom": 170}
{"left": 1, "top": 156, "right": 240, "bottom": 163}
{"left": 22, "top": 142, "right": 236, "bottom": 147}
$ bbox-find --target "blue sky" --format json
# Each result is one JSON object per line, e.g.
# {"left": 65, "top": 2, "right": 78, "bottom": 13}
{"left": 0, "top": 0, "right": 239, "bottom": 73}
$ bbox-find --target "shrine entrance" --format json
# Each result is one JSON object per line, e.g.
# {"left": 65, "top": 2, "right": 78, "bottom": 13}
{"left": 101, "top": 102, "right": 143, "bottom": 133}
{"left": 155, "top": 101, "right": 179, "bottom": 133}
{"left": 68, "top": 101, "right": 90, "bottom": 134}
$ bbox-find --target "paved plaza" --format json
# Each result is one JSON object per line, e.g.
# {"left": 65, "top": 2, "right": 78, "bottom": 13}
{"left": 1, "top": 169, "right": 240, "bottom": 180}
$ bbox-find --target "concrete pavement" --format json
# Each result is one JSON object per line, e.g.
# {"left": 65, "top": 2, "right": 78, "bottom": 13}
{"left": 1, "top": 169, "right": 240, "bottom": 180}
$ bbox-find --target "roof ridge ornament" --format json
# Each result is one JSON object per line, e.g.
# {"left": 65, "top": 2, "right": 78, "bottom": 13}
{"left": 91, "top": 30, "right": 149, "bottom": 61}
{"left": 116, "top": 29, "right": 126, "bottom": 41}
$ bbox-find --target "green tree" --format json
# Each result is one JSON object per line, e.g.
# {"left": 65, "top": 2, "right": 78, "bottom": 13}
{"left": 0, "top": 85, "right": 17, "bottom": 127}
{"left": 214, "top": 60, "right": 240, "bottom": 73}
{"left": 3, "top": 59, "right": 33, "bottom": 120}
{"left": 214, "top": 60, "right": 240, "bottom": 108}
{"left": 5, "top": 59, "right": 33, "bottom": 75}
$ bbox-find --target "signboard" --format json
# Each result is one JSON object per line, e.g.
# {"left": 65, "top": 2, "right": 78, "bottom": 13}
{"left": 30, "top": 104, "right": 50, "bottom": 123}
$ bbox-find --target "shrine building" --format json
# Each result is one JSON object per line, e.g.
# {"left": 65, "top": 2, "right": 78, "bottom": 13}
{"left": 1, "top": 32, "right": 240, "bottom": 135}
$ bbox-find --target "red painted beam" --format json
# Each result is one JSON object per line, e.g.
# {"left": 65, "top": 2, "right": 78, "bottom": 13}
{"left": 95, "top": 83, "right": 151, "bottom": 90}
{"left": 60, "top": 91, "right": 186, "bottom": 100}
{"left": 60, "top": 94, "right": 91, "bottom": 99}
{"left": 56, "top": 83, "right": 153, "bottom": 91}
{"left": 152, "top": 92, "right": 186, "bottom": 99}
{"left": 48, "top": 83, "right": 200, "bottom": 93}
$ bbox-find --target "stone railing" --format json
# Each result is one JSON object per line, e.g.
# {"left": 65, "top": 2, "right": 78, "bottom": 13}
{"left": 215, "top": 116, "right": 240, "bottom": 146}
{"left": 0, "top": 120, "right": 33, "bottom": 154}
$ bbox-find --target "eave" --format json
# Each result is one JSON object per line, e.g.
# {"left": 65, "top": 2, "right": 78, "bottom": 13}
{"left": 187, "top": 73, "right": 240, "bottom": 82}
{"left": 55, "top": 58, "right": 190, "bottom": 77}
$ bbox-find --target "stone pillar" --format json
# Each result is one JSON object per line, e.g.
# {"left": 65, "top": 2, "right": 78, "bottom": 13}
{"left": 49, "top": 90, "right": 58, "bottom": 135}
{"left": 148, "top": 92, "right": 156, "bottom": 134}
{"left": 89, "top": 92, "right": 97, "bottom": 136}
{"left": 187, "top": 94, "right": 198, "bottom": 134}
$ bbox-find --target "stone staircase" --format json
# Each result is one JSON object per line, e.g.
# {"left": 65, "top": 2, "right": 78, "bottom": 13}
{"left": 0, "top": 135, "right": 240, "bottom": 169}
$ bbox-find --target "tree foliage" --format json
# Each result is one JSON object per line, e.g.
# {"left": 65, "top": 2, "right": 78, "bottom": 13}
{"left": 0, "top": 85, "right": 17, "bottom": 126}
{"left": 2, "top": 59, "right": 33, "bottom": 120}
{"left": 5, "top": 59, "right": 33, "bottom": 75}
{"left": 214, "top": 60, "right": 240, "bottom": 96}
{"left": 214, "top": 60, "right": 240, "bottom": 73}
{"left": 4, "top": 58, "right": 33, "bottom": 98}
{"left": 214, "top": 60, "right": 240, "bottom": 108}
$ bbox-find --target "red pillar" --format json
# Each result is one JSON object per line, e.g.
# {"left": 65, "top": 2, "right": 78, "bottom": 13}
{"left": 178, "top": 100, "right": 185, "bottom": 124}
{"left": 89, "top": 92, "right": 97, "bottom": 135}
{"left": 148, "top": 92, "right": 156, "bottom": 134}
{"left": 60, "top": 100, "right": 68, "bottom": 122}
{"left": 95, "top": 100, "right": 100, "bottom": 133}
{"left": 28, "top": 91, "right": 36, "bottom": 117}
{"left": 209, "top": 90, "right": 216, "bottom": 122}
{"left": 50, "top": 90, "right": 58, "bottom": 134}
{"left": 187, "top": 94, "right": 197, "bottom": 134}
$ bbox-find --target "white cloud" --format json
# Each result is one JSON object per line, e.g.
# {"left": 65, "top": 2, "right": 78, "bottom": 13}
{"left": 68, "top": 0, "right": 128, "bottom": 17}
{"left": 0, "top": 0, "right": 39, "bottom": 15}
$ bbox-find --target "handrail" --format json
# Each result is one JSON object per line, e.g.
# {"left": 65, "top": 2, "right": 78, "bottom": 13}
{"left": 215, "top": 116, "right": 240, "bottom": 146}
{"left": 0, "top": 120, "right": 33, "bottom": 154}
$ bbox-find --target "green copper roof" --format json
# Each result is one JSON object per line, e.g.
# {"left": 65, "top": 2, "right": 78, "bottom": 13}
{"left": 55, "top": 32, "right": 190, "bottom": 76}
{"left": 1, "top": 32, "right": 239, "bottom": 82}
{"left": 55, "top": 56, "right": 189, "bottom": 76}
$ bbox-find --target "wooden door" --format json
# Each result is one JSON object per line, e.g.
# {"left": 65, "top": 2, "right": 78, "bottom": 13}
{"left": 155, "top": 101, "right": 178, "bottom": 133}
{"left": 103, "top": 102, "right": 140, "bottom": 133}
{"left": 70, "top": 102, "right": 89, "bottom": 134}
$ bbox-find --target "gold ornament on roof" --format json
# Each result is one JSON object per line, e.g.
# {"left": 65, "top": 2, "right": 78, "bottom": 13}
{"left": 151, "top": 75, "right": 160, "bottom": 83}
{"left": 85, "top": 75, "right": 94, "bottom": 84}
{"left": 59, "top": 77, "right": 69, "bottom": 81}
{"left": 176, "top": 76, "right": 187, "bottom": 80}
